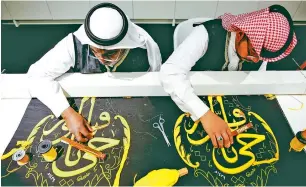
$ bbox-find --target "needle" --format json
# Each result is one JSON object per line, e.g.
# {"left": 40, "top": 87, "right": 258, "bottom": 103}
{"left": 292, "top": 58, "right": 302, "bottom": 70}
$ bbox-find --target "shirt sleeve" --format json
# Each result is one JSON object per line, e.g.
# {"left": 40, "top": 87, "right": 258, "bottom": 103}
{"left": 134, "top": 24, "right": 162, "bottom": 72}
{"left": 27, "top": 33, "right": 75, "bottom": 117}
{"left": 160, "top": 25, "right": 210, "bottom": 121}
{"left": 259, "top": 61, "right": 267, "bottom": 71}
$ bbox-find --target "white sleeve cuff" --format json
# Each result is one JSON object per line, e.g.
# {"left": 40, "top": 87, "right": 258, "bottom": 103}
{"left": 185, "top": 95, "right": 210, "bottom": 121}
{"left": 49, "top": 91, "right": 70, "bottom": 118}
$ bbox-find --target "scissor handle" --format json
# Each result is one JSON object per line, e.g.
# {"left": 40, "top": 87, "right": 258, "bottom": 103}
{"left": 159, "top": 116, "right": 165, "bottom": 124}
{"left": 153, "top": 123, "right": 160, "bottom": 129}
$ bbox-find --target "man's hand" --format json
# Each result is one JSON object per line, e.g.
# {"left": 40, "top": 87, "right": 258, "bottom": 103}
{"left": 302, "top": 130, "right": 306, "bottom": 139}
{"left": 62, "top": 107, "right": 93, "bottom": 142}
{"left": 200, "top": 111, "right": 233, "bottom": 148}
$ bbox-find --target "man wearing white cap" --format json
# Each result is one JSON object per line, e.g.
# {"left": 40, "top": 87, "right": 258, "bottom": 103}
{"left": 160, "top": 5, "right": 297, "bottom": 149}
{"left": 27, "top": 3, "right": 162, "bottom": 142}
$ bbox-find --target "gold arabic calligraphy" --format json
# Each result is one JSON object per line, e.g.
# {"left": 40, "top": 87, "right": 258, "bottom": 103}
{"left": 1, "top": 97, "right": 131, "bottom": 187}
{"left": 174, "top": 96, "right": 279, "bottom": 175}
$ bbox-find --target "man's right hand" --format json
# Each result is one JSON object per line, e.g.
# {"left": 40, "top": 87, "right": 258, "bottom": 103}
{"left": 61, "top": 107, "right": 93, "bottom": 142}
{"left": 200, "top": 111, "right": 233, "bottom": 148}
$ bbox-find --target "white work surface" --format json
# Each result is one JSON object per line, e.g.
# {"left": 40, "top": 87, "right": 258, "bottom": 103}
{"left": 276, "top": 95, "right": 306, "bottom": 152}
{"left": 0, "top": 98, "right": 31, "bottom": 155}
{"left": 1, "top": 72, "right": 306, "bottom": 154}
{"left": 1, "top": 71, "right": 306, "bottom": 98}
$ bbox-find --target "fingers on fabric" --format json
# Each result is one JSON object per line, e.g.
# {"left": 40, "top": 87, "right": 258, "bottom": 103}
{"left": 86, "top": 122, "right": 93, "bottom": 132}
{"left": 81, "top": 120, "right": 93, "bottom": 139}
{"left": 82, "top": 118, "right": 93, "bottom": 131}
{"left": 215, "top": 133, "right": 224, "bottom": 148}
{"left": 227, "top": 128, "right": 234, "bottom": 144}
{"left": 209, "top": 133, "right": 218, "bottom": 148}
{"left": 80, "top": 127, "right": 93, "bottom": 140}
{"left": 75, "top": 132, "right": 88, "bottom": 142}
{"left": 222, "top": 131, "right": 230, "bottom": 148}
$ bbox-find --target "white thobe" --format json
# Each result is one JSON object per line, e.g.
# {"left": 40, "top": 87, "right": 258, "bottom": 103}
{"left": 160, "top": 25, "right": 267, "bottom": 121}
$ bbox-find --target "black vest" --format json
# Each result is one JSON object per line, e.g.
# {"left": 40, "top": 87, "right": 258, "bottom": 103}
{"left": 71, "top": 35, "right": 150, "bottom": 73}
{"left": 192, "top": 19, "right": 262, "bottom": 71}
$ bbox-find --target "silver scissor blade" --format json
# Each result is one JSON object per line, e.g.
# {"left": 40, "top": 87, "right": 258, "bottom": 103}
{"left": 160, "top": 130, "right": 171, "bottom": 146}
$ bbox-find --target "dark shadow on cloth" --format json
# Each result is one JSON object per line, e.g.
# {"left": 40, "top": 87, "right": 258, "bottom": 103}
{"left": 55, "top": 145, "right": 65, "bottom": 161}
{"left": 26, "top": 152, "right": 34, "bottom": 161}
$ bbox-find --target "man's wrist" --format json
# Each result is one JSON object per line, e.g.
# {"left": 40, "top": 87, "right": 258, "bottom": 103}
{"left": 61, "top": 107, "right": 73, "bottom": 120}
{"left": 200, "top": 110, "right": 212, "bottom": 122}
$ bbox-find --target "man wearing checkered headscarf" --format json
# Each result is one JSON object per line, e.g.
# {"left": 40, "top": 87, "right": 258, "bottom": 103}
{"left": 220, "top": 4, "right": 297, "bottom": 63}
{"left": 160, "top": 5, "right": 297, "bottom": 149}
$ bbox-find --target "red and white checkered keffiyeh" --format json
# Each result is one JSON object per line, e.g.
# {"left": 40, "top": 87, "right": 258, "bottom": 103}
{"left": 219, "top": 7, "right": 297, "bottom": 62}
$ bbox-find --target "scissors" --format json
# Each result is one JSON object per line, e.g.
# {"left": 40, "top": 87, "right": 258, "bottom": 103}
{"left": 153, "top": 115, "right": 171, "bottom": 147}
